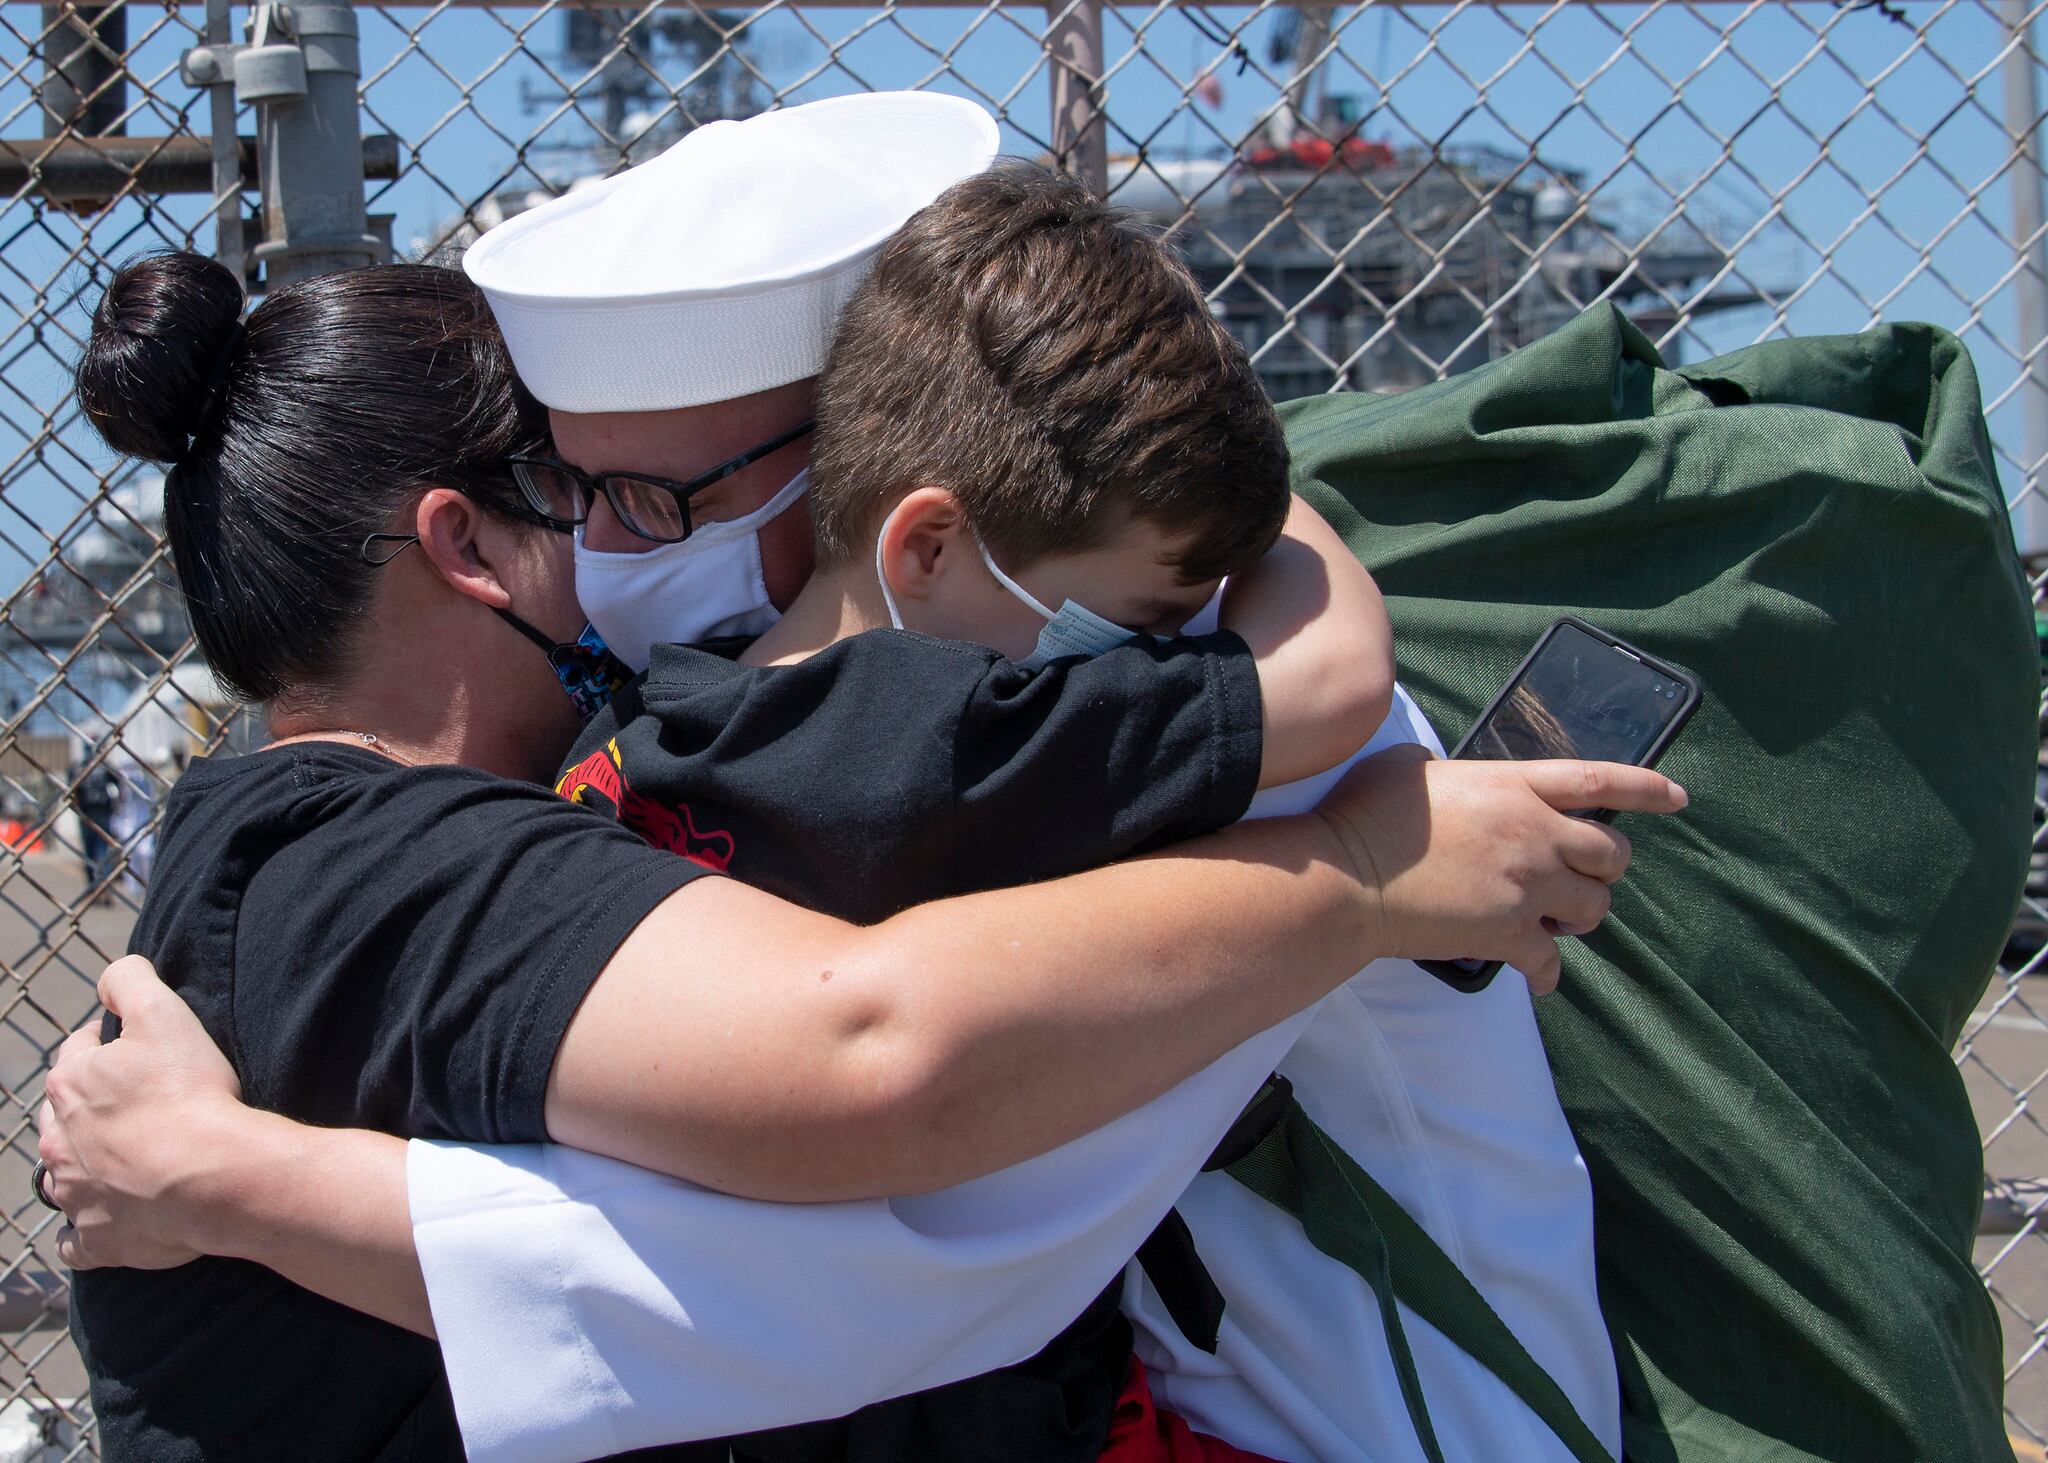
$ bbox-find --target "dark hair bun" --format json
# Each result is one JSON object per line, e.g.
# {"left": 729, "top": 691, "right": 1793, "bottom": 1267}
{"left": 77, "top": 251, "right": 245, "bottom": 463}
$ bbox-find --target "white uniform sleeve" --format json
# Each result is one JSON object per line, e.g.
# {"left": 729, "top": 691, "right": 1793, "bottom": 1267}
{"left": 412, "top": 1012, "right": 1312, "bottom": 1463}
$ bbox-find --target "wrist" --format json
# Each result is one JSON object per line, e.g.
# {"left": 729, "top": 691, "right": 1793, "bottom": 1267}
{"left": 180, "top": 1102, "right": 310, "bottom": 1265}
{"left": 1302, "top": 803, "right": 1388, "bottom": 964}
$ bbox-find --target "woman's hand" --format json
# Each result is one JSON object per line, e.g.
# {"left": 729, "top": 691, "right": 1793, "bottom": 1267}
{"left": 38, "top": 955, "right": 244, "bottom": 1271}
{"left": 1317, "top": 745, "right": 1686, "bottom": 993}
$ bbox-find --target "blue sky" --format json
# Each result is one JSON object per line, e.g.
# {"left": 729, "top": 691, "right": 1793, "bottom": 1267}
{"left": 1, "top": 0, "right": 2042, "bottom": 586}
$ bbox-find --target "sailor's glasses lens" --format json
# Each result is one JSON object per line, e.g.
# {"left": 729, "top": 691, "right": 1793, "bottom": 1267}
{"left": 607, "top": 478, "right": 689, "bottom": 541}
{"left": 507, "top": 461, "right": 586, "bottom": 527}
{"left": 507, "top": 419, "right": 815, "bottom": 547}
{"left": 507, "top": 463, "right": 691, "bottom": 543}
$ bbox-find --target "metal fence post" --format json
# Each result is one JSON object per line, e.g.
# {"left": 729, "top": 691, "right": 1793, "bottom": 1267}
{"left": 2003, "top": 0, "right": 2048, "bottom": 556}
{"left": 204, "top": 0, "right": 247, "bottom": 282}
{"left": 237, "top": 0, "right": 384, "bottom": 289}
{"left": 39, "top": 1, "right": 127, "bottom": 138}
{"left": 1044, "top": 0, "right": 1106, "bottom": 198}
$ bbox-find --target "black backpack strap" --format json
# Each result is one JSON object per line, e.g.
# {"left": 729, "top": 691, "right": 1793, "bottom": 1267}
{"left": 1203, "top": 1071, "right": 1295, "bottom": 1171}
{"left": 1131, "top": 1072, "right": 1297, "bottom": 1355}
{"left": 1133, "top": 1208, "right": 1225, "bottom": 1354}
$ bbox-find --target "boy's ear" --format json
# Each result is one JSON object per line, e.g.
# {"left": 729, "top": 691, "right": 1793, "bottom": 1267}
{"left": 414, "top": 487, "right": 515, "bottom": 612}
{"left": 877, "top": 486, "right": 971, "bottom": 607}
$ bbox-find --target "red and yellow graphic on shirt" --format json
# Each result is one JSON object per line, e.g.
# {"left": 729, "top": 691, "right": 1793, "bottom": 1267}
{"left": 556, "top": 737, "right": 735, "bottom": 872}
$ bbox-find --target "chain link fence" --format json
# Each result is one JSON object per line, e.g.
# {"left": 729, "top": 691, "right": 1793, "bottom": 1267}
{"left": 3, "top": 0, "right": 2047, "bottom": 1452}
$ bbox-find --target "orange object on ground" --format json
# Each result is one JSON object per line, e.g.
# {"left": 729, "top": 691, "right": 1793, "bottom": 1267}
{"left": 1099, "top": 1357, "right": 1283, "bottom": 1463}
{"left": 0, "top": 819, "right": 42, "bottom": 852}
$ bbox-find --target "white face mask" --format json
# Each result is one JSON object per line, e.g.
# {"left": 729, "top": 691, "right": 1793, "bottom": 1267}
{"left": 873, "top": 506, "right": 1142, "bottom": 667}
{"left": 575, "top": 468, "right": 810, "bottom": 672}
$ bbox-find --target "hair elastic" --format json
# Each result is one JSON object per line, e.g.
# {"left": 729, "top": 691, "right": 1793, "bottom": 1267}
{"left": 179, "top": 319, "right": 247, "bottom": 463}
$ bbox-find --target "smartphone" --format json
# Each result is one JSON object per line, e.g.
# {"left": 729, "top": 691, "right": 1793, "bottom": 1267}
{"left": 1419, "top": 616, "right": 1700, "bottom": 994}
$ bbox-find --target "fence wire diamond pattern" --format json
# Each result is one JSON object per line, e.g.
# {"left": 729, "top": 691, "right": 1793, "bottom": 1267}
{"left": 1, "top": 0, "right": 2046, "bottom": 1451}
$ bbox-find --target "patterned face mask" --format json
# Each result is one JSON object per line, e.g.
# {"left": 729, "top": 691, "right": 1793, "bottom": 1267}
{"left": 495, "top": 611, "right": 634, "bottom": 723}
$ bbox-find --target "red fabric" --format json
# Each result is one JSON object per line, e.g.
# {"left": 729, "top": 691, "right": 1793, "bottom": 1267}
{"left": 1098, "top": 1357, "right": 1283, "bottom": 1463}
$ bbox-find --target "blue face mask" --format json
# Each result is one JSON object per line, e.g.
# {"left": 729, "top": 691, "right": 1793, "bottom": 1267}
{"left": 971, "top": 535, "right": 1156, "bottom": 666}
{"left": 871, "top": 508, "right": 1150, "bottom": 667}
{"left": 1011, "top": 593, "right": 1138, "bottom": 663}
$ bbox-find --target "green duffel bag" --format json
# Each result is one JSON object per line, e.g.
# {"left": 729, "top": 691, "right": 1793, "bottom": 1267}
{"left": 1282, "top": 303, "right": 2035, "bottom": 1463}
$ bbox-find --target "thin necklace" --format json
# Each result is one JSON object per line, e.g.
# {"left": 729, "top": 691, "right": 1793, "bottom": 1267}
{"left": 268, "top": 730, "right": 417, "bottom": 766}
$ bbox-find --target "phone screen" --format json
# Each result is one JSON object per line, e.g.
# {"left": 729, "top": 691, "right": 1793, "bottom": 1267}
{"left": 1425, "top": 619, "right": 1695, "bottom": 993}
{"left": 1463, "top": 621, "right": 1691, "bottom": 766}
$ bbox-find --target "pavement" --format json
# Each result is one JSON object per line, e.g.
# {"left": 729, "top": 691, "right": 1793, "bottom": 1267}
{"left": 0, "top": 856, "right": 137, "bottom": 1414}
{"left": 1967, "top": 989, "right": 2048, "bottom": 1448}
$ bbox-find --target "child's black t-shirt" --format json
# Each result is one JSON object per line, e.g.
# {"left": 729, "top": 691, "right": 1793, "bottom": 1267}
{"left": 557, "top": 627, "right": 1265, "bottom": 1462}
{"left": 563, "top": 629, "right": 1262, "bottom": 915}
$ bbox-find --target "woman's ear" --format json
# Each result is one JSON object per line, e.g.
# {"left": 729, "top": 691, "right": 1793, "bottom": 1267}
{"left": 876, "top": 486, "right": 970, "bottom": 613}
{"left": 414, "top": 488, "right": 514, "bottom": 611}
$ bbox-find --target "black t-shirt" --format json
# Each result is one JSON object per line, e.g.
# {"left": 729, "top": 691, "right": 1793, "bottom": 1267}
{"left": 563, "top": 630, "right": 1263, "bottom": 920}
{"left": 71, "top": 745, "right": 705, "bottom": 1462}
{"left": 556, "top": 629, "right": 1264, "bottom": 1463}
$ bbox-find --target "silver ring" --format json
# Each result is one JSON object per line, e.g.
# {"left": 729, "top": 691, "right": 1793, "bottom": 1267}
{"left": 29, "top": 1159, "right": 61, "bottom": 1214}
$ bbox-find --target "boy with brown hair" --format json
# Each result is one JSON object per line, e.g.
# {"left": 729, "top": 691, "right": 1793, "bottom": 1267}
{"left": 808, "top": 161, "right": 1298, "bottom": 610}
{"left": 557, "top": 162, "right": 1614, "bottom": 1462}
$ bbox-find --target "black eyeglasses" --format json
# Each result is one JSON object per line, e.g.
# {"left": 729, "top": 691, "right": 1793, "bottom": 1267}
{"left": 506, "top": 419, "right": 816, "bottom": 545}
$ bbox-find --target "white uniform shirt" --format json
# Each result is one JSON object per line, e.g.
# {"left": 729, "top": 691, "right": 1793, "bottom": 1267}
{"left": 411, "top": 686, "right": 1620, "bottom": 1463}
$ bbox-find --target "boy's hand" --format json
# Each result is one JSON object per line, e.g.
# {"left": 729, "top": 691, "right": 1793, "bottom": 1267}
{"left": 1315, "top": 745, "right": 1686, "bottom": 993}
{"left": 38, "top": 956, "right": 244, "bottom": 1271}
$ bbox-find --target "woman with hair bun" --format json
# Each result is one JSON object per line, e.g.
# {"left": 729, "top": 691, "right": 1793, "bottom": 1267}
{"left": 78, "top": 253, "right": 560, "bottom": 712}
{"left": 68, "top": 252, "right": 641, "bottom": 1456}
{"left": 53, "top": 252, "right": 1604, "bottom": 1459}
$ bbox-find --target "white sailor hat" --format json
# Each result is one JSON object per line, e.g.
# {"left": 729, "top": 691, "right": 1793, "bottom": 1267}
{"left": 464, "top": 92, "right": 1001, "bottom": 413}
